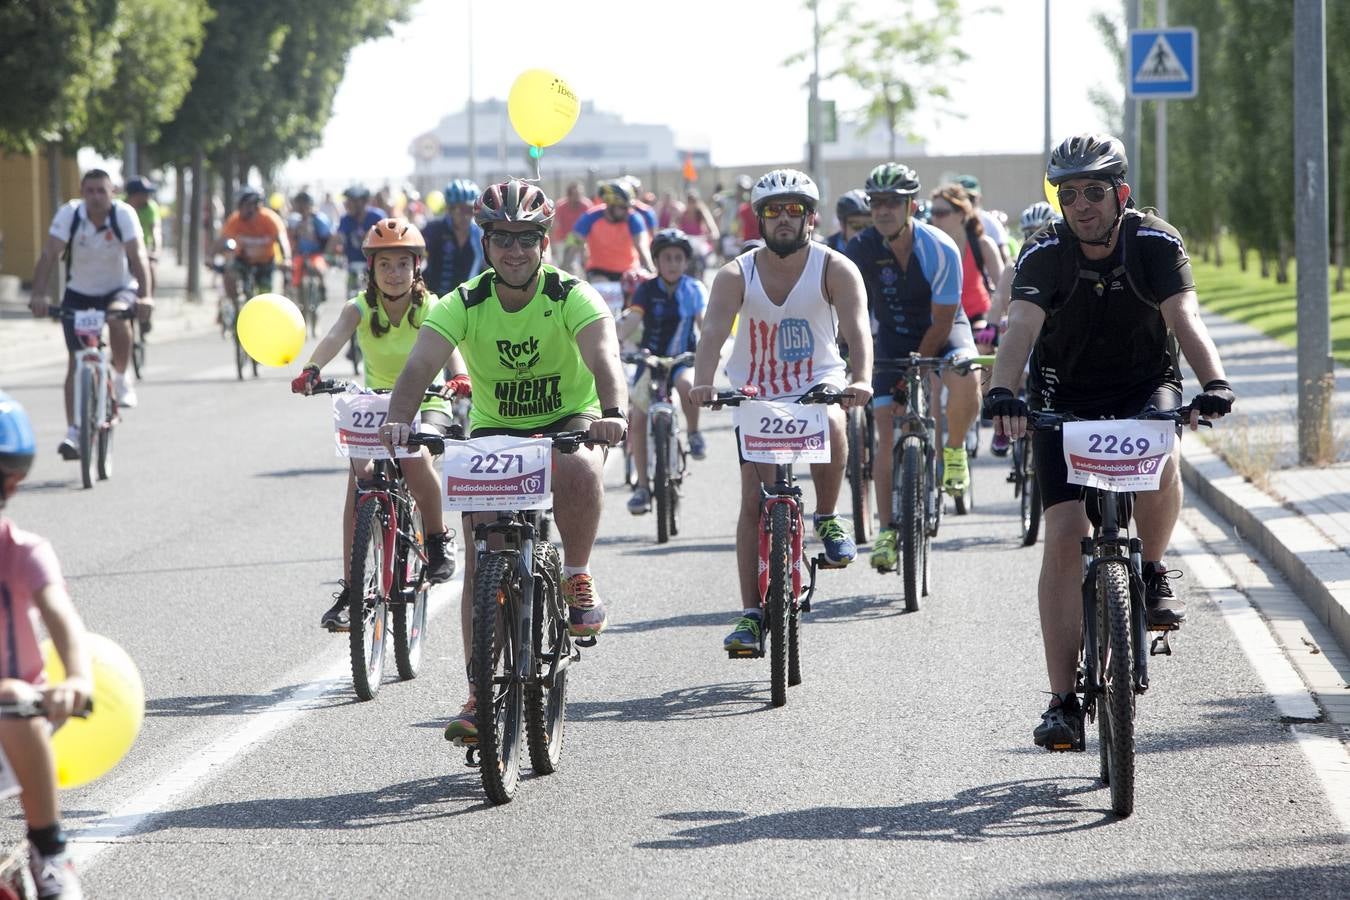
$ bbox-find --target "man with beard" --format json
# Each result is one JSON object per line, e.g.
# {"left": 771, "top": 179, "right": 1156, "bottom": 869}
{"left": 690, "top": 169, "right": 873, "bottom": 654}
{"left": 983, "top": 134, "right": 1235, "bottom": 750}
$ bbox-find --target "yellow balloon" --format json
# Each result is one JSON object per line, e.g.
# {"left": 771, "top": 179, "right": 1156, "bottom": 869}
{"left": 237, "top": 293, "right": 306, "bottom": 367}
{"left": 507, "top": 69, "right": 580, "bottom": 148}
{"left": 425, "top": 190, "right": 445, "bottom": 215}
{"left": 42, "top": 634, "right": 145, "bottom": 789}
{"left": 1044, "top": 175, "right": 1061, "bottom": 215}
{"left": 268, "top": 192, "right": 285, "bottom": 212}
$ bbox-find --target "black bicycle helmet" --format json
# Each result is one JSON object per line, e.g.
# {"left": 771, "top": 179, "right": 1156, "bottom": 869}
{"left": 1046, "top": 133, "right": 1128, "bottom": 186}
{"left": 835, "top": 189, "right": 871, "bottom": 220}
{"left": 650, "top": 228, "right": 693, "bottom": 260}
{"left": 865, "top": 163, "right": 920, "bottom": 196}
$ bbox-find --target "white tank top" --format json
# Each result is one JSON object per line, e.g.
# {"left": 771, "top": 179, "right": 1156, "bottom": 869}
{"left": 724, "top": 244, "right": 847, "bottom": 399}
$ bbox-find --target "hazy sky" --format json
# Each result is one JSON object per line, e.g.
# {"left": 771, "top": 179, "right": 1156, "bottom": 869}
{"left": 278, "top": 0, "right": 1124, "bottom": 187}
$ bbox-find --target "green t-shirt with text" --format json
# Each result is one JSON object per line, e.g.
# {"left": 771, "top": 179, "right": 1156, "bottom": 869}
{"left": 422, "top": 265, "right": 609, "bottom": 431}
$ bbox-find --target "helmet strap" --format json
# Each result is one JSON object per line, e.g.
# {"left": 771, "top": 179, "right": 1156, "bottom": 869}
{"left": 1077, "top": 181, "right": 1127, "bottom": 248}
{"left": 759, "top": 216, "right": 812, "bottom": 258}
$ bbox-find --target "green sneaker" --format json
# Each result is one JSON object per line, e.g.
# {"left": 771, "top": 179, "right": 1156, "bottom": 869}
{"left": 870, "top": 527, "right": 898, "bottom": 571}
{"left": 943, "top": 446, "right": 969, "bottom": 494}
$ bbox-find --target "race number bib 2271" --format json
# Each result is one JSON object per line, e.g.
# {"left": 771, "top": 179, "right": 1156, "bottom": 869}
{"left": 1061, "top": 419, "right": 1175, "bottom": 492}
{"left": 734, "top": 400, "right": 830, "bottom": 464}
{"left": 441, "top": 436, "right": 553, "bottom": 511}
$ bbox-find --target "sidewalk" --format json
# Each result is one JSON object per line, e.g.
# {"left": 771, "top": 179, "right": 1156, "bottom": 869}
{"left": 1181, "top": 309, "right": 1350, "bottom": 656}
{"left": 0, "top": 258, "right": 221, "bottom": 377}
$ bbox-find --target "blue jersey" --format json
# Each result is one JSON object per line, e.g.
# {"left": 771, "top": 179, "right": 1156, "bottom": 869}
{"left": 630, "top": 275, "right": 706, "bottom": 357}
{"left": 337, "top": 207, "right": 388, "bottom": 264}
{"left": 287, "top": 212, "right": 332, "bottom": 256}
{"left": 422, "top": 216, "right": 484, "bottom": 295}
{"left": 845, "top": 221, "right": 966, "bottom": 355}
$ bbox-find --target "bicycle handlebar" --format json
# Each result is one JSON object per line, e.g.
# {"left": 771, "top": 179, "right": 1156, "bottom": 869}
{"left": 701, "top": 385, "right": 850, "bottom": 409}
{"left": 47, "top": 306, "right": 137, "bottom": 322}
{"left": 874, "top": 353, "right": 994, "bottom": 376}
{"left": 0, "top": 697, "right": 94, "bottom": 720}
{"left": 308, "top": 380, "right": 444, "bottom": 400}
{"left": 407, "top": 429, "right": 613, "bottom": 457}
{"left": 621, "top": 350, "right": 697, "bottom": 370}
{"left": 1026, "top": 405, "right": 1211, "bottom": 431}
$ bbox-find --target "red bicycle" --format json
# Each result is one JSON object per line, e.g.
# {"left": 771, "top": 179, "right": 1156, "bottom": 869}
{"left": 702, "top": 386, "right": 850, "bottom": 707}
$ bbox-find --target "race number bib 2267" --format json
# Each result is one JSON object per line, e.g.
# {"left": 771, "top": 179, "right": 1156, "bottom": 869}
{"left": 332, "top": 393, "right": 415, "bottom": 460}
{"left": 734, "top": 400, "right": 830, "bottom": 464}
{"left": 1061, "top": 419, "right": 1175, "bottom": 492}
{"left": 441, "top": 436, "right": 553, "bottom": 511}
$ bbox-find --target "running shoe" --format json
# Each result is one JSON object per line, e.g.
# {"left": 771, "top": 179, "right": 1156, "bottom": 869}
{"left": 29, "top": 846, "right": 83, "bottom": 900}
{"left": 688, "top": 431, "right": 707, "bottom": 460}
{"left": 627, "top": 486, "right": 651, "bottom": 515}
{"left": 990, "top": 433, "right": 1011, "bottom": 457}
{"left": 1143, "top": 561, "right": 1186, "bottom": 626}
{"left": 723, "top": 610, "right": 763, "bottom": 653}
{"left": 1033, "top": 693, "right": 1084, "bottom": 751}
{"left": 870, "top": 527, "right": 898, "bottom": 571}
{"left": 942, "top": 446, "right": 969, "bottom": 494}
{"left": 814, "top": 515, "right": 856, "bottom": 565}
{"left": 426, "top": 530, "right": 455, "bottom": 584}
{"left": 320, "top": 582, "right": 351, "bottom": 632}
{"left": 563, "top": 573, "right": 608, "bottom": 637}
{"left": 443, "top": 699, "right": 477, "bottom": 745}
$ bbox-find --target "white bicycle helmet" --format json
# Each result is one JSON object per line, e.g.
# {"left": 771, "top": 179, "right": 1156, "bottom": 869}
{"left": 750, "top": 169, "right": 820, "bottom": 214}
{"left": 1019, "top": 201, "right": 1059, "bottom": 235}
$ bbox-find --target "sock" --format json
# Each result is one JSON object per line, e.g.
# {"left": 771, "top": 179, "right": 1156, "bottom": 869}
{"left": 741, "top": 608, "right": 762, "bottom": 619}
{"left": 813, "top": 513, "right": 837, "bottom": 527}
{"left": 66, "top": 425, "right": 78, "bottom": 440}
{"left": 27, "top": 823, "right": 65, "bottom": 858}
{"left": 562, "top": 565, "right": 590, "bottom": 578}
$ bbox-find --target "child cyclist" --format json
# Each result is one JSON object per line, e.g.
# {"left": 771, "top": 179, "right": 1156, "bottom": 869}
{"left": 616, "top": 228, "right": 708, "bottom": 515}
{"left": 291, "top": 218, "right": 466, "bottom": 631}
{"left": 0, "top": 391, "right": 93, "bottom": 899}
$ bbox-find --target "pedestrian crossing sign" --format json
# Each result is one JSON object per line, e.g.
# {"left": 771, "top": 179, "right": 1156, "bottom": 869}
{"left": 1128, "top": 28, "right": 1198, "bottom": 99}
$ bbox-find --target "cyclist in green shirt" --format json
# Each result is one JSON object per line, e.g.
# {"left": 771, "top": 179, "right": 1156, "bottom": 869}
{"left": 124, "top": 176, "right": 161, "bottom": 296}
{"left": 380, "top": 179, "right": 628, "bottom": 745}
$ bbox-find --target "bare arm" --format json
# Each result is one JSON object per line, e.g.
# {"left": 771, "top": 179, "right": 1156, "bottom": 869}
{"left": 1161, "top": 289, "right": 1227, "bottom": 386}
{"left": 616, "top": 306, "right": 643, "bottom": 343}
{"left": 691, "top": 262, "right": 744, "bottom": 397}
{"left": 634, "top": 229, "right": 654, "bottom": 271}
{"left": 302, "top": 302, "right": 363, "bottom": 373}
{"left": 33, "top": 582, "right": 91, "bottom": 726}
{"left": 990, "top": 299, "right": 1045, "bottom": 392}
{"left": 700, "top": 203, "right": 720, "bottom": 241}
{"left": 979, "top": 234, "right": 1004, "bottom": 292}
{"left": 825, "top": 250, "right": 872, "bottom": 404}
{"left": 125, "top": 236, "right": 152, "bottom": 301}
{"left": 917, "top": 303, "right": 958, "bottom": 358}
{"left": 29, "top": 234, "right": 66, "bottom": 316}
{"left": 989, "top": 265, "right": 1015, "bottom": 323}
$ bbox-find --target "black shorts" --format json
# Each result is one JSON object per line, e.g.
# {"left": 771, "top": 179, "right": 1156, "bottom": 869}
{"left": 469, "top": 412, "right": 597, "bottom": 438}
{"left": 1034, "top": 382, "right": 1183, "bottom": 511}
{"left": 872, "top": 328, "right": 978, "bottom": 408}
{"left": 60, "top": 287, "right": 136, "bottom": 352}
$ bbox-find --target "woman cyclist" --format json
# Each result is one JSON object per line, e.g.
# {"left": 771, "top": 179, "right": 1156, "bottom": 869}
{"left": 291, "top": 217, "right": 464, "bottom": 631}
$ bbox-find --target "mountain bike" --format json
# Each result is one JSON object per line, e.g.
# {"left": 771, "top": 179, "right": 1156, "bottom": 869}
{"left": 209, "top": 247, "right": 262, "bottom": 380}
{"left": 49, "top": 306, "right": 136, "bottom": 489}
{"left": 130, "top": 315, "right": 147, "bottom": 380}
{"left": 294, "top": 256, "right": 326, "bottom": 338}
{"left": 844, "top": 403, "right": 875, "bottom": 544}
{"left": 427, "top": 430, "right": 609, "bottom": 804}
{"left": 703, "top": 386, "right": 849, "bottom": 708}
{"left": 310, "top": 381, "right": 451, "bottom": 701}
{"left": 1028, "top": 405, "right": 1205, "bottom": 818}
{"left": 622, "top": 350, "right": 696, "bottom": 543}
{"left": 875, "top": 354, "right": 990, "bottom": 611}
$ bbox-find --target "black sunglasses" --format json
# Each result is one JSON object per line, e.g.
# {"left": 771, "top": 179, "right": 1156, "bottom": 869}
{"left": 487, "top": 231, "right": 544, "bottom": 249}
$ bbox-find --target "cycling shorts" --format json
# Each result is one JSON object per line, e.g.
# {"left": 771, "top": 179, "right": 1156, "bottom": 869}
{"left": 60, "top": 287, "right": 136, "bottom": 352}
{"left": 630, "top": 364, "right": 692, "bottom": 414}
{"left": 291, "top": 254, "right": 328, "bottom": 288}
{"left": 871, "top": 337, "right": 977, "bottom": 409}
{"left": 1033, "top": 381, "right": 1182, "bottom": 511}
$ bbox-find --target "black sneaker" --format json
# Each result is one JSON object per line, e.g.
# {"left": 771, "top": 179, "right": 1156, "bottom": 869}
{"left": 1143, "top": 561, "right": 1186, "bottom": 626}
{"left": 1033, "top": 693, "right": 1084, "bottom": 751}
{"left": 426, "top": 531, "right": 455, "bottom": 584}
{"left": 58, "top": 437, "right": 80, "bottom": 461}
{"left": 321, "top": 582, "right": 351, "bottom": 631}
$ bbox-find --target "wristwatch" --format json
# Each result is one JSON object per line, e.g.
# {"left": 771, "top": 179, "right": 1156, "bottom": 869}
{"left": 601, "top": 406, "right": 627, "bottom": 422}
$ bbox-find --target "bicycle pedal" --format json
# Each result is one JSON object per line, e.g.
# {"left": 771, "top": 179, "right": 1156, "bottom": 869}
{"left": 726, "top": 647, "right": 760, "bottom": 659}
{"left": 1150, "top": 631, "right": 1174, "bottom": 656}
{"left": 813, "top": 553, "right": 848, "bottom": 570}
{"left": 1042, "top": 736, "right": 1086, "bottom": 753}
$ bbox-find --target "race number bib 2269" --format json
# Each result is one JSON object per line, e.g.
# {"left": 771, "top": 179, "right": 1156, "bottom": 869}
{"left": 734, "top": 400, "right": 830, "bottom": 464}
{"left": 441, "top": 435, "right": 553, "bottom": 511}
{"left": 1061, "top": 419, "right": 1175, "bottom": 492}
{"left": 332, "top": 393, "right": 415, "bottom": 460}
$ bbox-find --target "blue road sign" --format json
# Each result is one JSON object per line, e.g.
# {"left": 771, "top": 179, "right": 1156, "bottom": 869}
{"left": 1128, "top": 28, "right": 1198, "bottom": 99}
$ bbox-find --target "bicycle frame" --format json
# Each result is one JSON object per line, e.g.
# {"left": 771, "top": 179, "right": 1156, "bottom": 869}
{"left": 1079, "top": 489, "right": 1151, "bottom": 698}
{"left": 756, "top": 465, "right": 812, "bottom": 612}
{"left": 351, "top": 458, "right": 424, "bottom": 603}
{"left": 883, "top": 358, "right": 943, "bottom": 535}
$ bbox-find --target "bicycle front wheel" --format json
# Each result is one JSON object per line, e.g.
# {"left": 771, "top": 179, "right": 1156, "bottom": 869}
{"left": 78, "top": 367, "right": 97, "bottom": 489}
{"left": 846, "top": 406, "right": 871, "bottom": 544}
{"left": 767, "top": 503, "right": 792, "bottom": 707}
{"left": 347, "top": 498, "right": 389, "bottom": 701}
{"left": 653, "top": 416, "right": 672, "bottom": 544}
{"left": 473, "top": 552, "right": 524, "bottom": 803}
{"left": 526, "top": 542, "right": 567, "bottom": 774}
{"left": 1097, "top": 557, "right": 1136, "bottom": 817}
{"left": 1018, "top": 437, "right": 1041, "bottom": 546}
{"left": 392, "top": 505, "right": 429, "bottom": 681}
{"left": 898, "top": 439, "right": 924, "bottom": 612}
{"left": 96, "top": 397, "right": 113, "bottom": 482}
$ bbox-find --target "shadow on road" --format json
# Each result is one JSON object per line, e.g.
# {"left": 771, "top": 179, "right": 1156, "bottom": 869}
{"left": 253, "top": 467, "right": 346, "bottom": 479}
{"left": 637, "top": 777, "right": 1113, "bottom": 849}
{"left": 805, "top": 592, "right": 907, "bottom": 624}
{"left": 606, "top": 608, "right": 731, "bottom": 635}
{"left": 619, "top": 540, "right": 735, "bottom": 557}
{"left": 145, "top": 686, "right": 360, "bottom": 718}
{"left": 570, "top": 681, "right": 771, "bottom": 722}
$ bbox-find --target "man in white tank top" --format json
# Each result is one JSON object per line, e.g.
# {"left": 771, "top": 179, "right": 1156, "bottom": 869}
{"left": 691, "top": 170, "right": 873, "bottom": 654}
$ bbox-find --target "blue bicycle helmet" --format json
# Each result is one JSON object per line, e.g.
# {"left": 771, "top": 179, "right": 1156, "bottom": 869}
{"left": 444, "top": 179, "right": 479, "bottom": 206}
{"left": 0, "top": 391, "right": 36, "bottom": 481}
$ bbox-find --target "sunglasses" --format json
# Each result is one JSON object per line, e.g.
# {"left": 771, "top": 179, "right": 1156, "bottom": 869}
{"left": 761, "top": 202, "right": 808, "bottom": 219}
{"left": 1056, "top": 184, "right": 1111, "bottom": 206}
{"left": 487, "top": 230, "right": 543, "bottom": 249}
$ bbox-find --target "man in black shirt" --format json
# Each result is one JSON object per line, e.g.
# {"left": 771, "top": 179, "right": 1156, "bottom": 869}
{"left": 983, "top": 134, "right": 1235, "bottom": 750}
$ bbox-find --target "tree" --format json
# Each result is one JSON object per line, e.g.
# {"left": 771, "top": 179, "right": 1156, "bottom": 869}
{"left": 1087, "top": 7, "right": 1126, "bottom": 137}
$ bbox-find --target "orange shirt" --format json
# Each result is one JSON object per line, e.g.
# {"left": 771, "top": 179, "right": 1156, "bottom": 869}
{"left": 222, "top": 208, "right": 287, "bottom": 264}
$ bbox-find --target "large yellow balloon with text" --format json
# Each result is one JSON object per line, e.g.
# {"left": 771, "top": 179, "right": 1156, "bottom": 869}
{"left": 42, "top": 634, "right": 145, "bottom": 789}
{"left": 508, "top": 69, "right": 580, "bottom": 148}
{"left": 237, "top": 293, "right": 306, "bottom": 367}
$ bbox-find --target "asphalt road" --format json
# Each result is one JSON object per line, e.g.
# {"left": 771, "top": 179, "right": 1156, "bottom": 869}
{"left": 2, "top": 307, "right": 1346, "bottom": 898}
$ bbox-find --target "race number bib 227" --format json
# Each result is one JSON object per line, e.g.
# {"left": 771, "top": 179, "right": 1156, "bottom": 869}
{"left": 332, "top": 392, "right": 416, "bottom": 460}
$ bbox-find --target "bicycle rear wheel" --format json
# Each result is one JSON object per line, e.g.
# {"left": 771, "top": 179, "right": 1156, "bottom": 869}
{"left": 1018, "top": 437, "right": 1041, "bottom": 546}
{"left": 233, "top": 324, "right": 246, "bottom": 381}
{"left": 1097, "top": 557, "right": 1136, "bottom": 817}
{"left": 653, "top": 416, "right": 672, "bottom": 544}
{"left": 78, "top": 367, "right": 97, "bottom": 489}
{"left": 96, "top": 398, "right": 113, "bottom": 482}
{"left": 846, "top": 406, "right": 872, "bottom": 543}
{"left": 131, "top": 321, "right": 145, "bottom": 379}
{"left": 767, "top": 502, "right": 792, "bottom": 707}
{"left": 899, "top": 439, "right": 924, "bottom": 612}
{"left": 526, "top": 542, "right": 567, "bottom": 774}
{"left": 392, "top": 505, "right": 429, "bottom": 680}
{"left": 347, "top": 498, "right": 389, "bottom": 701}
{"left": 473, "top": 552, "right": 524, "bottom": 803}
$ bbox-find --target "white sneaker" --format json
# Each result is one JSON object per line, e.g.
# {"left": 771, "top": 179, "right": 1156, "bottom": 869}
{"left": 28, "top": 846, "right": 83, "bottom": 900}
{"left": 114, "top": 373, "right": 138, "bottom": 408}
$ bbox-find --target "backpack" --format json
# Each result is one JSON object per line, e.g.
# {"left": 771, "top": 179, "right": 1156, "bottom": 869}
{"left": 61, "top": 201, "right": 125, "bottom": 282}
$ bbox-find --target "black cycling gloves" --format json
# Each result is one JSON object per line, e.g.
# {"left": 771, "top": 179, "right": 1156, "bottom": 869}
{"left": 1190, "top": 379, "right": 1235, "bottom": 417}
{"left": 982, "top": 387, "right": 1029, "bottom": 421}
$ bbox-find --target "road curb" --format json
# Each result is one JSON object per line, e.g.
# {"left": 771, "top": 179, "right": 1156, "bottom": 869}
{"left": 1181, "top": 439, "right": 1350, "bottom": 655}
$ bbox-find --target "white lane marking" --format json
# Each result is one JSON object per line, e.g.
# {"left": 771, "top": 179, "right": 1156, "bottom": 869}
{"left": 69, "top": 572, "right": 461, "bottom": 866}
{"left": 1172, "top": 520, "right": 1350, "bottom": 834}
